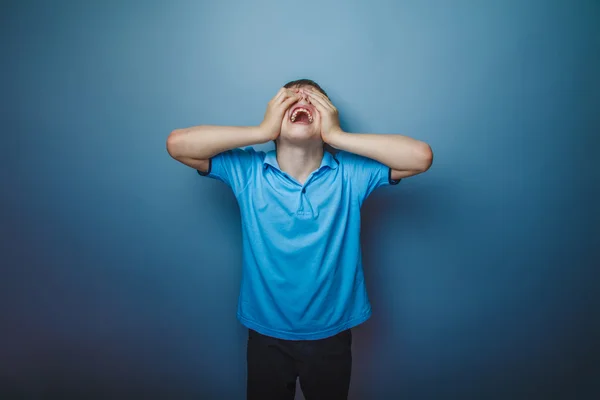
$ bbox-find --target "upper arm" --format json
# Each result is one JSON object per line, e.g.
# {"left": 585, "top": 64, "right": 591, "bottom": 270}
{"left": 166, "top": 131, "right": 211, "bottom": 172}
{"left": 174, "top": 156, "right": 210, "bottom": 173}
{"left": 390, "top": 142, "right": 433, "bottom": 180}
{"left": 336, "top": 151, "right": 400, "bottom": 201}
{"left": 390, "top": 169, "right": 422, "bottom": 180}
{"left": 196, "top": 148, "right": 259, "bottom": 195}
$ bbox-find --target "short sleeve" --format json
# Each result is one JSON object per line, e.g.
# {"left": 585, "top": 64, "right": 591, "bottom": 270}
{"left": 197, "top": 147, "right": 258, "bottom": 195}
{"left": 335, "top": 151, "right": 400, "bottom": 202}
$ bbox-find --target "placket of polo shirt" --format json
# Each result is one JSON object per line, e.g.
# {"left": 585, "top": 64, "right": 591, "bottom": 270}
{"left": 297, "top": 186, "right": 307, "bottom": 213}
{"left": 297, "top": 170, "right": 322, "bottom": 215}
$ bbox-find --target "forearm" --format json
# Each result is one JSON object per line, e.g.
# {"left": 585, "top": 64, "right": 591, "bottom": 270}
{"left": 327, "top": 130, "right": 433, "bottom": 172}
{"left": 167, "top": 125, "right": 268, "bottom": 160}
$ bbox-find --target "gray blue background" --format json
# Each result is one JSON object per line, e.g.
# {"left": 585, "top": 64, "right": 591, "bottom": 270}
{"left": 1, "top": 0, "right": 599, "bottom": 399}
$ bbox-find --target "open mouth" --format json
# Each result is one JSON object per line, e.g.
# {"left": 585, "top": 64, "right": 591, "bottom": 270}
{"left": 290, "top": 107, "right": 313, "bottom": 124}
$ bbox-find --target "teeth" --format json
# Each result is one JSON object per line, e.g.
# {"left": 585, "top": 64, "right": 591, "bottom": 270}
{"left": 291, "top": 108, "right": 312, "bottom": 123}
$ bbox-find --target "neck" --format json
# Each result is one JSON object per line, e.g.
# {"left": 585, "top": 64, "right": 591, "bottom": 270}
{"left": 275, "top": 142, "right": 324, "bottom": 184}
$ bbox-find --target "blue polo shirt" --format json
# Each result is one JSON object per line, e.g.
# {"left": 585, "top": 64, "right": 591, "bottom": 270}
{"left": 198, "top": 147, "right": 400, "bottom": 340}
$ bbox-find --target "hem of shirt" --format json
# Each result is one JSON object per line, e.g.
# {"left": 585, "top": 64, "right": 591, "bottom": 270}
{"left": 196, "top": 158, "right": 212, "bottom": 176}
{"left": 388, "top": 168, "right": 401, "bottom": 185}
{"left": 236, "top": 307, "right": 372, "bottom": 340}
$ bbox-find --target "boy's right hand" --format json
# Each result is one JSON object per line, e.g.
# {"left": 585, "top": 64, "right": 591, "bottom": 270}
{"left": 259, "top": 88, "right": 302, "bottom": 141}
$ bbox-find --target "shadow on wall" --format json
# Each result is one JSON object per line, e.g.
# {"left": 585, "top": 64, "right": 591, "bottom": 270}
{"left": 355, "top": 183, "right": 441, "bottom": 397}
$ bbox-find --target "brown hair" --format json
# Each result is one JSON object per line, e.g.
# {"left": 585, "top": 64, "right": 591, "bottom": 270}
{"left": 283, "top": 79, "right": 329, "bottom": 98}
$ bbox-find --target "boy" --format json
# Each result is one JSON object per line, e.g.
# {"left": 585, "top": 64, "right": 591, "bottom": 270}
{"left": 166, "top": 79, "right": 433, "bottom": 399}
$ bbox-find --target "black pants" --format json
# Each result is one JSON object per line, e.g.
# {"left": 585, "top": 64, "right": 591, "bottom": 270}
{"left": 246, "top": 328, "right": 352, "bottom": 400}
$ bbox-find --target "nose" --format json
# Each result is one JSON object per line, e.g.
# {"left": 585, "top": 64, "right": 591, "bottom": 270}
{"left": 298, "top": 90, "right": 310, "bottom": 103}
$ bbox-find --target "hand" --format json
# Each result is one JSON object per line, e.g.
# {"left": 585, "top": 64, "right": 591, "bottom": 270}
{"left": 259, "top": 88, "right": 302, "bottom": 141}
{"left": 305, "top": 88, "right": 343, "bottom": 143}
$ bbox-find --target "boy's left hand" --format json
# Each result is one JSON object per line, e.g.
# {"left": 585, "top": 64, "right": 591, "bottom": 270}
{"left": 305, "top": 88, "right": 343, "bottom": 143}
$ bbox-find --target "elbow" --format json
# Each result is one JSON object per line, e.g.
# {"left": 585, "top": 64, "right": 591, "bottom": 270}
{"left": 417, "top": 143, "right": 433, "bottom": 172}
{"left": 166, "top": 129, "right": 183, "bottom": 159}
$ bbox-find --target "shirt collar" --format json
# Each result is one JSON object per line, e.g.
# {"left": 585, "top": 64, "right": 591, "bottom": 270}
{"left": 263, "top": 150, "right": 339, "bottom": 171}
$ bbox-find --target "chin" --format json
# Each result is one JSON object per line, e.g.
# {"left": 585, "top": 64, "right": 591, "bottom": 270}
{"left": 281, "top": 124, "right": 320, "bottom": 141}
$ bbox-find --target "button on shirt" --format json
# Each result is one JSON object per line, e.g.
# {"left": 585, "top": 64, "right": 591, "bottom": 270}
{"left": 198, "top": 148, "right": 400, "bottom": 340}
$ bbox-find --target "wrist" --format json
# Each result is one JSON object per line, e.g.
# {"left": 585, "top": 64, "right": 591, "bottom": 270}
{"left": 323, "top": 128, "right": 346, "bottom": 147}
{"left": 256, "top": 124, "right": 277, "bottom": 143}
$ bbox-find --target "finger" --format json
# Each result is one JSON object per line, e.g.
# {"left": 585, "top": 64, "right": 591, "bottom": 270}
{"left": 281, "top": 94, "right": 301, "bottom": 109}
{"left": 277, "top": 89, "right": 299, "bottom": 104}
{"left": 273, "top": 87, "right": 288, "bottom": 103}
{"left": 274, "top": 87, "right": 298, "bottom": 103}
{"left": 307, "top": 91, "right": 334, "bottom": 110}
{"left": 306, "top": 90, "right": 335, "bottom": 111}
{"left": 306, "top": 88, "right": 334, "bottom": 106}
{"left": 304, "top": 86, "right": 327, "bottom": 99}
{"left": 306, "top": 91, "right": 331, "bottom": 112}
